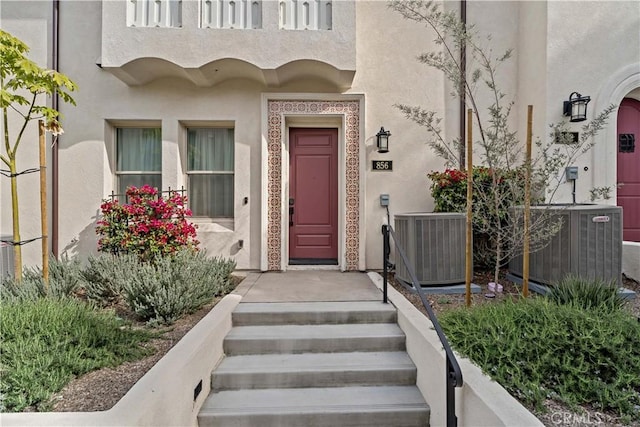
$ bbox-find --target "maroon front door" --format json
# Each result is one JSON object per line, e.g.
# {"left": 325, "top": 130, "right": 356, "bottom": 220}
{"left": 289, "top": 128, "right": 338, "bottom": 263}
{"left": 617, "top": 98, "right": 640, "bottom": 242}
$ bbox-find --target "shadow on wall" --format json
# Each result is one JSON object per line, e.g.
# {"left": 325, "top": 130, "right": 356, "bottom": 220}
{"left": 230, "top": 240, "right": 243, "bottom": 256}
{"left": 622, "top": 242, "right": 640, "bottom": 282}
{"left": 60, "top": 209, "right": 100, "bottom": 262}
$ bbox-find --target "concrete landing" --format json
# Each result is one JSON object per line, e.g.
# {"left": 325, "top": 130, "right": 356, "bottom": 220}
{"left": 232, "top": 301, "right": 396, "bottom": 325}
{"left": 237, "top": 271, "right": 382, "bottom": 302}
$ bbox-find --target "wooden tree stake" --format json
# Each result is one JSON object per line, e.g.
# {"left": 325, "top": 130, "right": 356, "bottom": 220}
{"left": 465, "top": 109, "right": 473, "bottom": 307}
{"left": 523, "top": 106, "right": 533, "bottom": 298}
{"left": 39, "top": 120, "right": 49, "bottom": 287}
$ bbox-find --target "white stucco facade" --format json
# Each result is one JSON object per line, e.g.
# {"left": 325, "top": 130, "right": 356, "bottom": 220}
{"left": 2, "top": 0, "right": 639, "bottom": 271}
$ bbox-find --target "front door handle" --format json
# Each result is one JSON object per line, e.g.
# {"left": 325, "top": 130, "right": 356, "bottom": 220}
{"left": 289, "top": 206, "right": 294, "bottom": 226}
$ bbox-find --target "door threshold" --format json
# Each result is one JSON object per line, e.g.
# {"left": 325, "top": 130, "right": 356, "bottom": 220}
{"left": 289, "top": 258, "right": 338, "bottom": 265}
{"left": 287, "top": 265, "right": 341, "bottom": 271}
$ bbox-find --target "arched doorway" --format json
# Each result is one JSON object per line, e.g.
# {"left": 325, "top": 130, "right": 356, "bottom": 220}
{"left": 617, "top": 98, "right": 640, "bottom": 242}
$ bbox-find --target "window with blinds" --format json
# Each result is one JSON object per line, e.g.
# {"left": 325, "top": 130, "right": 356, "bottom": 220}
{"left": 187, "top": 128, "right": 235, "bottom": 218}
{"left": 116, "top": 127, "right": 162, "bottom": 195}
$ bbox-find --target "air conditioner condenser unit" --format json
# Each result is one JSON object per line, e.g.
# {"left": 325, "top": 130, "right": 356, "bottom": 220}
{"left": 509, "top": 204, "right": 623, "bottom": 286}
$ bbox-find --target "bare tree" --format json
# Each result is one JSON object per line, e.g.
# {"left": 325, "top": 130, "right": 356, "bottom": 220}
{"left": 390, "top": 0, "right": 613, "bottom": 284}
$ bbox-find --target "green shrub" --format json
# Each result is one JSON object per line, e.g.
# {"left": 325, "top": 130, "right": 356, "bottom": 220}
{"left": 121, "top": 250, "right": 236, "bottom": 325}
{"left": 547, "top": 275, "right": 628, "bottom": 313}
{"left": 1, "top": 256, "right": 82, "bottom": 301}
{"left": 0, "top": 298, "right": 154, "bottom": 412}
{"left": 427, "top": 166, "right": 530, "bottom": 267}
{"left": 80, "top": 253, "right": 139, "bottom": 306}
{"left": 439, "top": 298, "right": 640, "bottom": 420}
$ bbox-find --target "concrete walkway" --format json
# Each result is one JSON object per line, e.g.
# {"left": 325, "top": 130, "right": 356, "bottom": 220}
{"left": 235, "top": 271, "right": 382, "bottom": 302}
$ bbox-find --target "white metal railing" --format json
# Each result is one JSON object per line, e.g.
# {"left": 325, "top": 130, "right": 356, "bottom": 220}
{"left": 279, "top": 0, "right": 332, "bottom": 30}
{"left": 200, "top": 0, "right": 262, "bottom": 29}
{"left": 127, "top": 0, "right": 182, "bottom": 27}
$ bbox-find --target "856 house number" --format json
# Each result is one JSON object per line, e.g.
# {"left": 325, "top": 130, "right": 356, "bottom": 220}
{"left": 372, "top": 160, "right": 393, "bottom": 171}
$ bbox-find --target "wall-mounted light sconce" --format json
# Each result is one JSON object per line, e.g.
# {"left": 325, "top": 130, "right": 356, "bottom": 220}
{"left": 376, "top": 127, "right": 391, "bottom": 153}
{"left": 563, "top": 92, "right": 591, "bottom": 122}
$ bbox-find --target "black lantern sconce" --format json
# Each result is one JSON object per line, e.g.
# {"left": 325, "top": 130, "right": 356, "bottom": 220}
{"left": 563, "top": 92, "right": 591, "bottom": 122}
{"left": 376, "top": 127, "right": 391, "bottom": 153}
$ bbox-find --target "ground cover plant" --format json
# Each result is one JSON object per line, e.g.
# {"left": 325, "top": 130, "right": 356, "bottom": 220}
{"left": 0, "top": 298, "right": 155, "bottom": 412}
{"left": 0, "top": 250, "right": 237, "bottom": 412}
{"left": 546, "top": 275, "right": 628, "bottom": 313}
{"left": 438, "top": 287, "right": 640, "bottom": 423}
{"left": 88, "top": 251, "right": 237, "bottom": 325}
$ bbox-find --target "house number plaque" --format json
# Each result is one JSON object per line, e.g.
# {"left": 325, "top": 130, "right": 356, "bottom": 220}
{"left": 372, "top": 160, "right": 393, "bottom": 171}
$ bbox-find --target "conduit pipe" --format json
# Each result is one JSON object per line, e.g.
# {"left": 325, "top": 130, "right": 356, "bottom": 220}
{"left": 459, "top": 0, "right": 467, "bottom": 168}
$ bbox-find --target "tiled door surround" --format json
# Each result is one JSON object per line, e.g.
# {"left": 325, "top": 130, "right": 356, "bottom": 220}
{"left": 263, "top": 97, "right": 363, "bottom": 271}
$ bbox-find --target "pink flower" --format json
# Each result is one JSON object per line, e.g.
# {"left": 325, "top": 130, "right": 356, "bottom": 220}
{"left": 96, "top": 185, "right": 199, "bottom": 258}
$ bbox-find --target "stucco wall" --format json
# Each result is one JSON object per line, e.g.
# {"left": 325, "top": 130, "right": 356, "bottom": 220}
{"left": 516, "top": 1, "right": 548, "bottom": 158}
{"left": 546, "top": 1, "right": 640, "bottom": 204}
{"left": 353, "top": 1, "right": 447, "bottom": 270}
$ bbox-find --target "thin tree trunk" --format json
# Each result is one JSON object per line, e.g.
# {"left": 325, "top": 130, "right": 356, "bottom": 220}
{"left": 494, "top": 238, "right": 501, "bottom": 285}
{"left": 9, "top": 158, "right": 22, "bottom": 281}
{"left": 493, "top": 174, "right": 502, "bottom": 285}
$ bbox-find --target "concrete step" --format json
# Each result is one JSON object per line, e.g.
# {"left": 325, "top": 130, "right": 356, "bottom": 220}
{"left": 223, "top": 323, "right": 406, "bottom": 355}
{"left": 232, "top": 301, "right": 397, "bottom": 326}
{"left": 212, "top": 351, "right": 417, "bottom": 391}
{"left": 198, "top": 386, "right": 430, "bottom": 427}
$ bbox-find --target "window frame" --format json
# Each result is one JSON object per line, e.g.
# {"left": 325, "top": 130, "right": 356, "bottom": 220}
{"left": 184, "top": 124, "right": 236, "bottom": 222}
{"left": 111, "top": 122, "right": 163, "bottom": 198}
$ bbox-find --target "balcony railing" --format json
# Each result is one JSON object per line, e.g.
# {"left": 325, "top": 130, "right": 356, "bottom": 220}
{"left": 127, "top": 0, "right": 182, "bottom": 27}
{"left": 279, "top": 0, "right": 332, "bottom": 30}
{"left": 125, "top": 0, "right": 333, "bottom": 30}
{"left": 201, "top": 0, "right": 262, "bottom": 29}
{"left": 103, "top": 0, "right": 353, "bottom": 88}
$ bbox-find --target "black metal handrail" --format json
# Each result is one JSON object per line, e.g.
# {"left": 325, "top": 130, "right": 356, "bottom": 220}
{"left": 382, "top": 224, "right": 463, "bottom": 427}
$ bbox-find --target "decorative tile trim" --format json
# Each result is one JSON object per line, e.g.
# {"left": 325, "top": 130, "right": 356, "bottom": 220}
{"left": 267, "top": 100, "right": 360, "bottom": 271}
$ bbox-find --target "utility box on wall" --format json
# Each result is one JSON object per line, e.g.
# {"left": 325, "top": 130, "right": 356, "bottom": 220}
{"left": 394, "top": 213, "right": 467, "bottom": 286}
{"left": 509, "top": 204, "right": 623, "bottom": 286}
{"left": 1, "top": 236, "right": 14, "bottom": 278}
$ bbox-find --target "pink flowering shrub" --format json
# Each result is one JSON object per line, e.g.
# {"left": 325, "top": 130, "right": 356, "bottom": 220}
{"left": 96, "top": 185, "right": 199, "bottom": 260}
